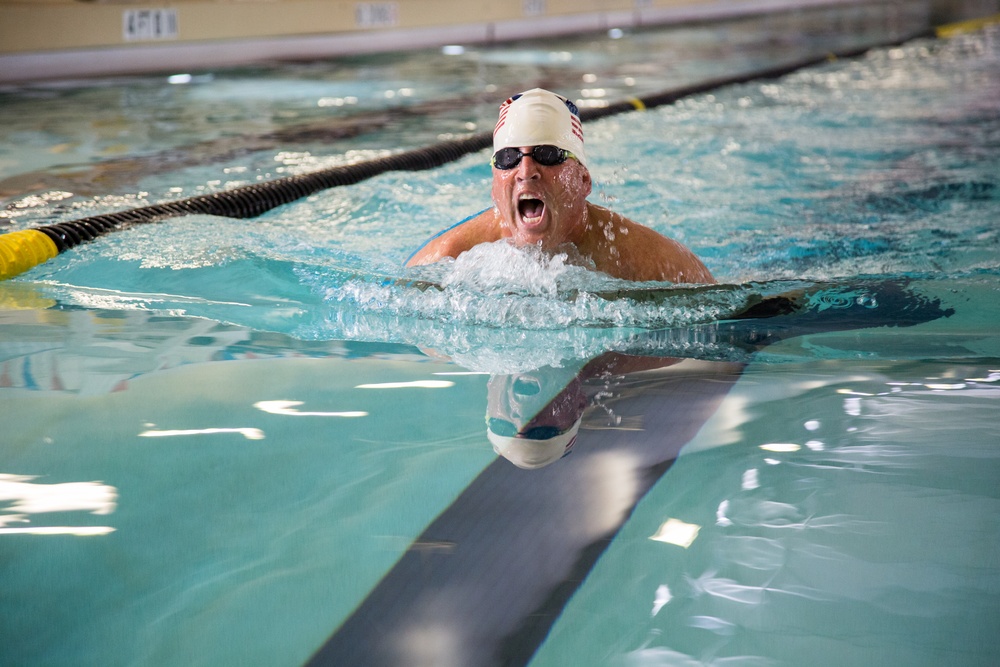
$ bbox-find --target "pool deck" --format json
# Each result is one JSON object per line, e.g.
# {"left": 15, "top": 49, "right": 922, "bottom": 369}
{"left": 0, "top": 0, "right": 985, "bottom": 84}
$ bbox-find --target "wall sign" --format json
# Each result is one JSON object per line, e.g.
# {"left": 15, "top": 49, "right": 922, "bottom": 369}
{"left": 123, "top": 8, "right": 179, "bottom": 41}
{"left": 355, "top": 2, "right": 399, "bottom": 28}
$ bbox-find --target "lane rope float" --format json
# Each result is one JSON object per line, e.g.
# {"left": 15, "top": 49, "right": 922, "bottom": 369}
{"left": 0, "top": 26, "right": 951, "bottom": 281}
{"left": 0, "top": 229, "right": 59, "bottom": 279}
{"left": 935, "top": 12, "right": 1000, "bottom": 38}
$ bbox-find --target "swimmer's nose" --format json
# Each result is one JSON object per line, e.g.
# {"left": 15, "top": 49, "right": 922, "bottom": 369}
{"left": 516, "top": 150, "right": 541, "bottom": 181}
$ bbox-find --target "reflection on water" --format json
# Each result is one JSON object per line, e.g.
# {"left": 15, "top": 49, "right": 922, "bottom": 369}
{"left": 486, "top": 353, "right": 681, "bottom": 469}
{"left": 0, "top": 473, "right": 117, "bottom": 536}
{"left": 138, "top": 426, "right": 266, "bottom": 440}
{"left": 1, "top": 341, "right": 495, "bottom": 667}
{"left": 307, "top": 357, "right": 745, "bottom": 666}
{"left": 466, "top": 278, "right": 956, "bottom": 474}
{"left": 535, "top": 361, "right": 1000, "bottom": 666}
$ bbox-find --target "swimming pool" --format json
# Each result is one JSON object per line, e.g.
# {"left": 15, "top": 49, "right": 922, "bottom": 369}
{"left": 2, "top": 8, "right": 999, "bottom": 667}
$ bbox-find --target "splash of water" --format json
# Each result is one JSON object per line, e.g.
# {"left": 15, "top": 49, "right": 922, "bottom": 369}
{"left": 307, "top": 241, "right": 777, "bottom": 372}
{"left": 325, "top": 241, "right": 756, "bottom": 333}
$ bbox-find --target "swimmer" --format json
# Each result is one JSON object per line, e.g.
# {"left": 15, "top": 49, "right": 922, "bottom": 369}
{"left": 406, "top": 88, "right": 715, "bottom": 284}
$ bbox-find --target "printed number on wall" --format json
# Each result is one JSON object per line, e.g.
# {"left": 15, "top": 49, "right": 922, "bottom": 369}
{"left": 355, "top": 2, "right": 399, "bottom": 28}
{"left": 523, "top": 0, "right": 546, "bottom": 16}
{"left": 123, "top": 9, "right": 179, "bottom": 41}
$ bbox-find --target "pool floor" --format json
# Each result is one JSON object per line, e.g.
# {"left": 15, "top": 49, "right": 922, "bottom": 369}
{"left": 2, "top": 286, "right": 998, "bottom": 665}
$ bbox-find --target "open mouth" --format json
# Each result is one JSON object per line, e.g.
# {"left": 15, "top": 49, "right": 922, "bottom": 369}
{"left": 518, "top": 197, "right": 545, "bottom": 221}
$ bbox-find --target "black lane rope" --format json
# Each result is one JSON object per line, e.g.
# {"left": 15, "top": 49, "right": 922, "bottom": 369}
{"left": 0, "top": 27, "right": 938, "bottom": 280}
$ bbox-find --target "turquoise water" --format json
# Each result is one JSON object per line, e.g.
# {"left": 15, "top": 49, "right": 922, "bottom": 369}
{"left": 2, "top": 8, "right": 999, "bottom": 667}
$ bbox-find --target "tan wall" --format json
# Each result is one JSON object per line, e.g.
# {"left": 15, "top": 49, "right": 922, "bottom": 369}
{"left": 1, "top": 0, "right": 961, "bottom": 82}
{"left": 0, "top": 0, "right": 719, "bottom": 54}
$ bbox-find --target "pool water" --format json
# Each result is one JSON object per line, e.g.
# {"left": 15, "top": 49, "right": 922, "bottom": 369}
{"left": 2, "top": 8, "right": 999, "bottom": 667}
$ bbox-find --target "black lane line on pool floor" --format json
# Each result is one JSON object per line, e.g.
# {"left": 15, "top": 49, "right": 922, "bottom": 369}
{"left": 306, "top": 361, "right": 743, "bottom": 667}
{"left": 304, "top": 280, "right": 955, "bottom": 667}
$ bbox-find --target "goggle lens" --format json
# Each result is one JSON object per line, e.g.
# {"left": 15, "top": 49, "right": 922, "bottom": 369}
{"left": 487, "top": 417, "right": 567, "bottom": 441}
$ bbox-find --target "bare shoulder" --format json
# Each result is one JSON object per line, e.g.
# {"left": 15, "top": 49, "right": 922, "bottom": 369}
{"left": 585, "top": 205, "right": 715, "bottom": 284}
{"left": 406, "top": 209, "right": 500, "bottom": 267}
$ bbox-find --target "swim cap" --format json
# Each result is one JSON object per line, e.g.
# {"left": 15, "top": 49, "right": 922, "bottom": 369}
{"left": 487, "top": 417, "right": 581, "bottom": 469}
{"left": 493, "top": 88, "right": 587, "bottom": 169}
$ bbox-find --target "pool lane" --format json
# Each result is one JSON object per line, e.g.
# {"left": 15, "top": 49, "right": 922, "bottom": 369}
{"left": 305, "top": 279, "right": 959, "bottom": 666}
{"left": 306, "top": 360, "right": 744, "bottom": 666}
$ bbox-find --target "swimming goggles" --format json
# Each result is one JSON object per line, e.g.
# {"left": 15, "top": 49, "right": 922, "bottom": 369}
{"left": 487, "top": 417, "right": 571, "bottom": 441}
{"left": 491, "top": 145, "right": 577, "bottom": 170}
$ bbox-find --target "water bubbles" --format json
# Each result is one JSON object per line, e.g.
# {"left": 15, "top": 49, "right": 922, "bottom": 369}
{"left": 441, "top": 241, "right": 570, "bottom": 298}
{"left": 314, "top": 242, "right": 768, "bottom": 371}
{"left": 856, "top": 294, "right": 878, "bottom": 308}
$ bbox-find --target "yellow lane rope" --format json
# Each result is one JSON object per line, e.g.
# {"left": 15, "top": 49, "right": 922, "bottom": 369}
{"left": 0, "top": 229, "right": 59, "bottom": 281}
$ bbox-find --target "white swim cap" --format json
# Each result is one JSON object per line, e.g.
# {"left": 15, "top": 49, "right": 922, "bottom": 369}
{"left": 487, "top": 418, "right": 581, "bottom": 469}
{"left": 493, "top": 89, "right": 587, "bottom": 169}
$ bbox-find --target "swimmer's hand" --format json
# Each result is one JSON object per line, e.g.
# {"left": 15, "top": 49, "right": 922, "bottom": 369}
{"left": 730, "top": 293, "right": 803, "bottom": 319}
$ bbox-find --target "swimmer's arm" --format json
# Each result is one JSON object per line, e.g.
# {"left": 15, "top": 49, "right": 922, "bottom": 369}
{"left": 657, "top": 235, "right": 716, "bottom": 284}
{"left": 405, "top": 210, "right": 498, "bottom": 267}
{"left": 613, "top": 221, "right": 716, "bottom": 284}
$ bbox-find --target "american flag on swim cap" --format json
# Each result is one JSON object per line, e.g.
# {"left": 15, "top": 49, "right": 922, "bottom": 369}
{"left": 570, "top": 114, "right": 583, "bottom": 143}
{"left": 494, "top": 94, "right": 519, "bottom": 135}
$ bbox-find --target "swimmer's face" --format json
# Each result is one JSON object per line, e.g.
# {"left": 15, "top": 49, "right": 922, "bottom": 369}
{"left": 492, "top": 146, "right": 592, "bottom": 250}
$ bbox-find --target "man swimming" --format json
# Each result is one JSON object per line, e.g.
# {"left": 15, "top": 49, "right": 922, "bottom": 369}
{"left": 406, "top": 88, "right": 715, "bottom": 284}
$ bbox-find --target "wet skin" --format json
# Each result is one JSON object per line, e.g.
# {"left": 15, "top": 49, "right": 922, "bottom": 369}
{"left": 407, "top": 147, "right": 715, "bottom": 284}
